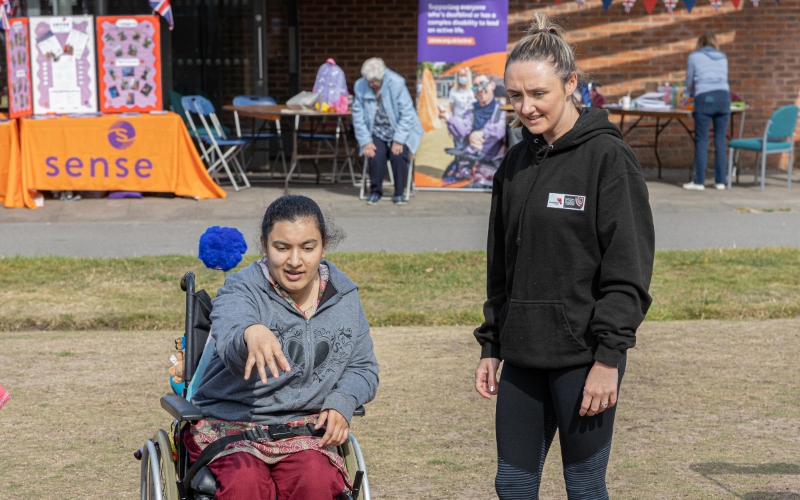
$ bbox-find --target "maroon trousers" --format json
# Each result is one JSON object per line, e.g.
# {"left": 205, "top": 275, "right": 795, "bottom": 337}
{"left": 183, "top": 430, "right": 345, "bottom": 500}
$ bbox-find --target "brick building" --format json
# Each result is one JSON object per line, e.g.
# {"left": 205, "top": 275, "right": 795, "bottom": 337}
{"left": 2, "top": 0, "right": 798, "bottom": 170}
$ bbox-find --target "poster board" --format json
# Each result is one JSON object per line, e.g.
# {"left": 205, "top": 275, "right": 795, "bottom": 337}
{"left": 5, "top": 18, "right": 33, "bottom": 118}
{"left": 414, "top": 0, "right": 508, "bottom": 191}
{"left": 29, "top": 16, "right": 98, "bottom": 115}
{"left": 96, "top": 15, "right": 162, "bottom": 113}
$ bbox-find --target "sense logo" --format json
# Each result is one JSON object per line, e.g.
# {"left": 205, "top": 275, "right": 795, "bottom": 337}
{"left": 108, "top": 121, "right": 136, "bottom": 150}
{"left": 45, "top": 120, "right": 152, "bottom": 180}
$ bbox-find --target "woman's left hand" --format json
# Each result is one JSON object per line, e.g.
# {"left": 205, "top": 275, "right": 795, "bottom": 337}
{"left": 391, "top": 141, "right": 404, "bottom": 156}
{"left": 315, "top": 409, "right": 350, "bottom": 447}
{"left": 580, "top": 361, "right": 619, "bottom": 417}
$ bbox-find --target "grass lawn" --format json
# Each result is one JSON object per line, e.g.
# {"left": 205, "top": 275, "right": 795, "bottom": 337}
{"left": 1, "top": 248, "right": 799, "bottom": 331}
{"left": 0, "top": 321, "right": 799, "bottom": 498}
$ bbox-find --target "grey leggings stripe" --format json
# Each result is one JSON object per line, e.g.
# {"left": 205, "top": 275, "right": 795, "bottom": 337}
{"left": 496, "top": 457, "right": 540, "bottom": 500}
{"left": 496, "top": 439, "right": 612, "bottom": 500}
{"left": 563, "top": 440, "right": 612, "bottom": 500}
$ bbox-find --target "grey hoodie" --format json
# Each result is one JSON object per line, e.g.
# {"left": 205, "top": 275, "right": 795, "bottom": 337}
{"left": 191, "top": 260, "right": 379, "bottom": 425}
{"left": 686, "top": 46, "right": 729, "bottom": 97}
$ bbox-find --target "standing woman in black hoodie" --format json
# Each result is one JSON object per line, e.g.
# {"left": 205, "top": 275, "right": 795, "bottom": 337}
{"left": 474, "top": 13, "right": 655, "bottom": 499}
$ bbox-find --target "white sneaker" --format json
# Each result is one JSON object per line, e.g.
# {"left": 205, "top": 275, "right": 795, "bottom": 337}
{"left": 682, "top": 182, "right": 705, "bottom": 191}
{"left": 715, "top": 184, "right": 726, "bottom": 190}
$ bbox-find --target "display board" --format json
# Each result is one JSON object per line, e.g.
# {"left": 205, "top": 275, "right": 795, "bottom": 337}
{"left": 414, "top": 0, "right": 508, "bottom": 191}
{"left": 29, "top": 16, "right": 98, "bottom": 115}
{"left": 96, "top": 15, "right": 162, "bottom": 113}
{"left": 5, "top": 18, "right": 33, "bottom": 118}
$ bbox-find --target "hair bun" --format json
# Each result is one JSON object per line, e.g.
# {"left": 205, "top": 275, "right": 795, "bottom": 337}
{"left": 525, "top": 13, "right": 565, "bottom": 39}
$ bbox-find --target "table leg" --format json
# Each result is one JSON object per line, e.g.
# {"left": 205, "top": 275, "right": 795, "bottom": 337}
{"left": 284, "top": 115, "right": 300, "bottom": 191}
{"left": 654, "top": 117, "right": 662, "bottom": 179}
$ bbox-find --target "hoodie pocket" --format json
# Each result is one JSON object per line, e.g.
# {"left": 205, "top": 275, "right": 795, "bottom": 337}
{"left": 500, "top": 300, "right": 590, "bottom": 369}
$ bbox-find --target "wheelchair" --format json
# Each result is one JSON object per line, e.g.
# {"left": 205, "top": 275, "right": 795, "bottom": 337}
{"left": 137, "top": 272, "right": 372, "bottom": 500}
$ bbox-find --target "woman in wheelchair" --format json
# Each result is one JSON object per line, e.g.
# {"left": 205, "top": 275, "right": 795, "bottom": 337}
{"left": 187, "top": 195, "right": 379, "bottom": 499}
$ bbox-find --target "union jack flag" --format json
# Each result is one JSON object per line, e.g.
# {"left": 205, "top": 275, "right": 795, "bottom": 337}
{"left": 0, "top": 0, "right": 11, "bottom": 31}
{"left": 149, "top": 0, "right": 173, "bottom": 31}
{"left": 622, "top": 0, "right": 636, "bottom": 12}
{"left": 709, "top": 0, "right": 722, "bottom": 10}
{"left": 663, "top": 0, "right": 678, "bottom": 12}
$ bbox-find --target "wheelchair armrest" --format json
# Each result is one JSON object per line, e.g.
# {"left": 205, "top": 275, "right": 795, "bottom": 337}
{"left": 161, "top": 395, "right": 204, "bottom": 422}
{"left": 353, "top": 405, "right": 365, "bottom": 417}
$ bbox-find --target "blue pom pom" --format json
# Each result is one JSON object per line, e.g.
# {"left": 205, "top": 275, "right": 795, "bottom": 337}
{"left": 198, "top": 226, "right": 248, "bottom": 272}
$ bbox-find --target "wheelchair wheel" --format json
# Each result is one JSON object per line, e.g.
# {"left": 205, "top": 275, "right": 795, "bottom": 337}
{"left": 141, "top": 430, "right": 179, "bottom": 500}
{"left": 340, "top": 434, "right": 371, "bottom": 500}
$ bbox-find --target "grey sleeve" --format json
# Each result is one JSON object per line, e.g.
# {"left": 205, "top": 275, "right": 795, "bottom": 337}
{"left": 210, "top": 273, "right": 266, "bottom": 378}
{"left": 322, "top": 298, "right": 379, "bottom": 425}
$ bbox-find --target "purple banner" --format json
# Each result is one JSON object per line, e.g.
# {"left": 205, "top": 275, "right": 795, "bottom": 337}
{"left": 417, "top": 0, "right": 508, "bottom": 63}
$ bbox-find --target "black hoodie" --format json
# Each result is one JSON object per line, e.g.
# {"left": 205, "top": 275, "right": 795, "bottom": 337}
{"left": 474, "top": 107, "right": 654, "bottom": 370}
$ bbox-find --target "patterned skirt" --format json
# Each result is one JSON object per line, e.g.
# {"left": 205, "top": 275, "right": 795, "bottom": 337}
{"left": 188, "top": 414, "right": 351, "bottom": 489}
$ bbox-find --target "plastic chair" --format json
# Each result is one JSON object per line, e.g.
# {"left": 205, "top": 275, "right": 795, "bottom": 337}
{"left": 169, "top": 90, "right": 230, "bottom": 139}
{"left": 182, "top": 95, "right": 251, "bottom": 191}
{"left": 359, "top": 155, "right": 415, "bottom": 201}
{"left": 727, "top": 105, "right": 798, "bottom": 191}
{"left": 232, "top": 95, "right": 287, "bottom": 177}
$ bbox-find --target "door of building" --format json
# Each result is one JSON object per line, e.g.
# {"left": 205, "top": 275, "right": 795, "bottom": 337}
{"left": 170, "top": 0, "right": 267, "bottom": 111}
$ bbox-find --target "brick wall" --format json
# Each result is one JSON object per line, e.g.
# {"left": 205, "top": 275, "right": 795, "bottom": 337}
{"left": 296, "top": 0, "right": 418, "bottom": 98}
{"left": 516, "top": 0, "right": 800, "bottom": 170}
{"left": 293, "top": 0, "right": 799, "bottom": 171}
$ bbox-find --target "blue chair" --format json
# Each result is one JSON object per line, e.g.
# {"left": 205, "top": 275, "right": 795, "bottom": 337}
{"left": 727, "top": 105, "right": 798, "bottom": 191}
{"left": 182, "top": 95, "right": 250, "bottom": 191}
{"left": 232, "top": 95, "right": 287, "bottom": 177}
{"left": 169, "top": 90, "right": 230, "bottom": 139}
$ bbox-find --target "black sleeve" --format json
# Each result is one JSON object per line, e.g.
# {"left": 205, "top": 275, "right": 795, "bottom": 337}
{"left": 591, "top": 148, "right": 655, "bottom": 366}
{"left": 473, "top": 156, "right": 508, "bottom": 359}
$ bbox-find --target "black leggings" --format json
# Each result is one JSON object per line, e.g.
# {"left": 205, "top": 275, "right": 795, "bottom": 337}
{"left": 495, "top": 356, "right": 626, "bottom": 500}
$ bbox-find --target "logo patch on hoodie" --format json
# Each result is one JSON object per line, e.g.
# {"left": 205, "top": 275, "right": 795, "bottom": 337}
{"left": 547, "top": 193, "right": 586, "bottom": 211}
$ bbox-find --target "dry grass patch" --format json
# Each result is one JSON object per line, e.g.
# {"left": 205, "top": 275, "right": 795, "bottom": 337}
{"left": 1, "top": 321, "right": 800, "bottom": 498}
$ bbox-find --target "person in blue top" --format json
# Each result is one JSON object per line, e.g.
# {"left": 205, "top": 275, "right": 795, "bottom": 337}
{"left": 352, "top": 58, "right": 424, "bottom": 205}
{"left": 683, "top": 31, "right": 731, "bottom": 191}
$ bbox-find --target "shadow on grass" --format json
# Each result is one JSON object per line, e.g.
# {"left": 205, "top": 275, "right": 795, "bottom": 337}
{"left": 691, "top": 463, "right": 800, "bottom": 499}
{"left": 690, "top": 463, "right": 800, "bottom": 475}
{"left": 741, "top": 493, "right": 800, "bottom": 500}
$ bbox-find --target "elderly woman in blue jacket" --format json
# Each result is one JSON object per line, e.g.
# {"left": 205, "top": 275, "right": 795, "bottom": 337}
{"left": 683, "top": 31, "right": 731, "bottom": 191}
{"left": 352, "top": 57, "right": 424, "bottom": 205}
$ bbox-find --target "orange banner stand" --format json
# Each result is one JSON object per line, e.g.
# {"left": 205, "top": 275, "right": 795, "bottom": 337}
{"left": 4, "top": 112, "right": 225, "bottom": 209}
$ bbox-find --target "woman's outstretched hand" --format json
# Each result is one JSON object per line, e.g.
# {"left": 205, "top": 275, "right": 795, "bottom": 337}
{"left": 243, "top": 324, "right": 291, "bottom": 384}
{"left": 315, "top": 409, "right": 350, "bottom": 447}
{"left": 580, "top": 360, "right": 618, "bottom": 417}
{"left": 475, "top": 357, "right": 501, "bottom": 399}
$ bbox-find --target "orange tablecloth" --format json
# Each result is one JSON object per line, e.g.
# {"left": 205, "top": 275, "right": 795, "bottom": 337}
{"left": 4, "top": 112, "right": 225, "bottom": 209}
{"left": 0, "top": 119, "right": 24, "bottom": 208}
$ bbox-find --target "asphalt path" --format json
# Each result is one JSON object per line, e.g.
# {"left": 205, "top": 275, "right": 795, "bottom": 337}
{"left": 2, "top": 169, "right": 799, "bottom": 257}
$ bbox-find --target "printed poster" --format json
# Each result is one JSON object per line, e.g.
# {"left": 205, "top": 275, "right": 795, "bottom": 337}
{"left": 29, "top": 16, "right": 98, "bottom": 115}
{"left": 5, "top": 18, "right": 33, "bottom": 118}
{"left": 96, "top": 15, "right": 162, "bottom": 113}
{"left": 415, "top": 0, "right": 508, "bottom": 191}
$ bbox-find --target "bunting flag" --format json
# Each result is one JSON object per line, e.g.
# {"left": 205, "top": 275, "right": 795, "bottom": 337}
{"left": 663, "top": 0, "right": 678, "bottom": 12}
{"left": 683, "top": 0, "right": 697, "bottom": 10}
{"left": 710, "top": 0, "right": 722, "bottom": 10}
{"left": 149, "top": 0, "right": 174, "bottom": 30}
{"left": 643, "top": 0, "right": 658, "bottom": 13}
{"left": 602, "top": 0, "right": 614, "bottom": 9}
{"left": 576, "top": 0, "right": 586, "bottom": 7}
{"left": 751, "top": 0, "right": 759, "bottom": 6}
{"left": 0, "top": 0, "right": 11, "bottom": 31}
{"left": 622, "top": 0, "right": 636, "bottom": 12}
{"left": 730, "top": 0, "right": 741, "bottom": 7}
